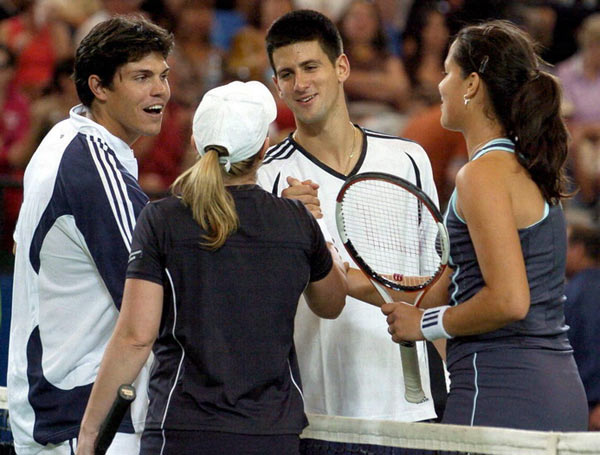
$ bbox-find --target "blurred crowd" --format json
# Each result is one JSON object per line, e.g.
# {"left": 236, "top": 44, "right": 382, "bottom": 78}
{"left": 0, "top": 0, "right": 599, "bottom": 270}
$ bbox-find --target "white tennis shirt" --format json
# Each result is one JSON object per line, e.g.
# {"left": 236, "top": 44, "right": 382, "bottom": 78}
{"left": 258, "top": 127, "right": 438, "bottom": 422}
{"left": 8, "top": 105, "right": 150, "bottom": 454}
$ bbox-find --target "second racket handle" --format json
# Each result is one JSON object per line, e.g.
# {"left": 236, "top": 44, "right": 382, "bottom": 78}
{"left": 399, "top": 343, "right": 427, "bottom": 404}
{"left": 95, "top": 384, "right": 136, "bottom": 455}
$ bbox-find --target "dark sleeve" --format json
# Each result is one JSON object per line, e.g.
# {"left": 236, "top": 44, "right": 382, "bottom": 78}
{"left": 126, "top": 202, "right": 165, "bottom": 285}
{"left": 304, "top": 205, "right": 333, "bottom": 282}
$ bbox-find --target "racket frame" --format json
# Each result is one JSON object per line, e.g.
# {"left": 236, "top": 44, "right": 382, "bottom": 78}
{"left": 335, "top": 171, "right": 450, "bottom": 404}
{"left": 336, "top": 171, "right": 449, "bottom": 298}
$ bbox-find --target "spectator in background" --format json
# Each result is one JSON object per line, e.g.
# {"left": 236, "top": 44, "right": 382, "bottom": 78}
{"left": 0, "top": 0, "right": 71, "bottom": 100}
{"left": 0, "top": 1, "right": 19, "bottom": 21}
{"left": 403, "top": 0, "right": 450, "bottom": 109}
{"left": 225, "top": 0, "right": 295, "bottom": 141}
{"left": 72, "top": 0, "right": 145, "bottom": 46}
{"left": 0, "top": 57, "right": 75, "bottom": 272}
{"left": 226, "top": 0, "right": 293, "bottom": 84}
{"left": 338, "top": 0, "right": 411, "bottom": 133}
{"left": 0, "top": 44, "right": 30, "bottom": 268}
{"left": 43, "top": 0, "right": 101, "bottom": 37}
{"left": 293, "top": 0, "right": 350, "bottom": 21}
{"left": 511, "top": 1, "right": 557, "bottom": 65}
{"left": 544, "top": 0, "right": 598, "bottom": 65}
{"left": 210, "top": 0, "right": 248, "bottom": 53}
{"left": 556, "top": 13, "right": 600, "bottom": 215}
{"left": 138, "top": 0, "right": 184, "bottom": 32}
{"left": 564, "top": 222, "right": 600, "bottom": 430}
{"left": 445, "top": 0, "right": 516, "bottom": 35}
{"left": 372, "top": 0, "right": 415, "bottom": 57}
{"left": 168, "top": 0, "right": 222, "bottom": 107}
{"left": 14, "top": 58, "right": 78, "bottom": 170}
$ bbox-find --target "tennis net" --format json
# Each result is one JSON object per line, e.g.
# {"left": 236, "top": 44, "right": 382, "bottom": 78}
{"left": 301, "top": 413, "right": 600, "bottom": 455}
{"left": 1, "top": 388, "right": 599, "bottom": 455}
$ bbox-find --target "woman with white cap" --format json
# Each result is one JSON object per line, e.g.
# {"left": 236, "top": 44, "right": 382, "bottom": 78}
{"left": 76, "top": 80, "right": 348, "bottom": 455}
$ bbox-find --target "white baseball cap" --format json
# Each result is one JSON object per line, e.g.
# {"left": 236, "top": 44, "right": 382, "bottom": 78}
{"left": 192, "top": 80, "right": 277, "bottom": 171}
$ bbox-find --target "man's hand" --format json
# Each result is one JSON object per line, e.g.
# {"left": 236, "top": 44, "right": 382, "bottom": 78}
{"left": 282, "top": 176, "right": 322, "bottom": 218}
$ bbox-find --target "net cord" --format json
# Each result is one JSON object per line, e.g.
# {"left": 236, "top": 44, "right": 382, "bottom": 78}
{"left": 301, "top": 413, "right": 600, "bottom": 455}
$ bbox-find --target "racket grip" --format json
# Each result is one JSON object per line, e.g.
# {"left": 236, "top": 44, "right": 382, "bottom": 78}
{"left": 399, "top": 343, "right": 426, "bottom": 404}
{"left": 94, "top": 384, "right": 136, "bottom": 455}
{"left": 371, "top": 280, "right": 427, "bottom": 403}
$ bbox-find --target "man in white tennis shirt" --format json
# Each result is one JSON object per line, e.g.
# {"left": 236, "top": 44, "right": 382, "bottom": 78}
{"left": 7, "top": 16, "right": 173, "bottom": 455}
{"left": 259, "top": 9, "right": 444, "bottom": 455}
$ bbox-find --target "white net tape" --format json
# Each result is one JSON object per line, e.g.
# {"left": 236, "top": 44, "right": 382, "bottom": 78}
{"left": 301, "top": 413, "right": 600, "bottom": 455}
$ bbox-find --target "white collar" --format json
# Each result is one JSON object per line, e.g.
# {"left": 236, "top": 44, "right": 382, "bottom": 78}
{"left": 69, "top": 104, "right": 138, "bottom": 177}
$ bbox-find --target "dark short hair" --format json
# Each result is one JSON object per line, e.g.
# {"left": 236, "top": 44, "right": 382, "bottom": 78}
{"left": 74, "top": 15, "right": 174, "bottom": 107}
{"left": 265, "top": 9, "right": 343, "bottom": 72}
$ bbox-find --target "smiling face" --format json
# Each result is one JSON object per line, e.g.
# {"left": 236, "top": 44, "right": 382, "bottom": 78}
{"left": 271, "top": 40, "right": 348, "bottom": 127}
{"left": 438, "top": 42, "right": 469, "bottom": 132}
{"left": 93, "top": 51, "right": 171, "bottom": 145}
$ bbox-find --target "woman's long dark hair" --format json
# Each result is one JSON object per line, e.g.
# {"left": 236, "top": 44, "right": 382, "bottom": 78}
{"left": 453, "top": 20, "right": 569, "bottom": 203}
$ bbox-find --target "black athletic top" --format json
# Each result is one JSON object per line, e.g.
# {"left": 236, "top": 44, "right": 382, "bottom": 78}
{"left": 126, "top": 184, "right": 333, "bottom": 435}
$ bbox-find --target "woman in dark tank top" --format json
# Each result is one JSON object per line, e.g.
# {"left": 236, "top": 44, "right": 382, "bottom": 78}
{"left": 353, "top": 20, "right": 588, "bottom": 431}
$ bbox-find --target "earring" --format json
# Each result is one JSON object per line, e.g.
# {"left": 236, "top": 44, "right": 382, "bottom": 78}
{"left": 463, "top": 95, "right": 470, "bottom": 106}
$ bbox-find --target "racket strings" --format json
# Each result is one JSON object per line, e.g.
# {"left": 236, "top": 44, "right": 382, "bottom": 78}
{"left": 340, "top": 180, "right": 443, "bottom": 290}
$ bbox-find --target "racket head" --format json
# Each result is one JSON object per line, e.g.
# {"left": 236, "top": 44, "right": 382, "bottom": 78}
{"left": 336, "top": 172, "right": 449, "bottom": 293}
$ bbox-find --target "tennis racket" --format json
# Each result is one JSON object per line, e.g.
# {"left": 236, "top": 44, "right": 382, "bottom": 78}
{"left": 335, "top": 172, "right": 449, "bottom": 404}
{"left": 95, "top": 384, "right": 136, "bottom": 455}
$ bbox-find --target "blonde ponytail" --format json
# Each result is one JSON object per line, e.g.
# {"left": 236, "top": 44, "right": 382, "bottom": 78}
{"left": 171, "top": 146, "right": 260, "bottom": 250}
{"left": 172, "top": 146, "right": 238, "bottom": 250}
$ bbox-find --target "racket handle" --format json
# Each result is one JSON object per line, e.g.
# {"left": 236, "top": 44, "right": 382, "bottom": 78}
{"left": 399, "top": 343, "right": 427, "bottom": 403}
{"left": 94, "top": 384, "right": 136, "bottom": 455}
{"left": 372, "top": 280, "right": 427, "bottom": 403}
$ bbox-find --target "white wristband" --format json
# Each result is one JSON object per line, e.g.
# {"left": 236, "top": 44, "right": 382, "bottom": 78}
{"left": 421, "top": 305, "right": 453, "bottom": 341}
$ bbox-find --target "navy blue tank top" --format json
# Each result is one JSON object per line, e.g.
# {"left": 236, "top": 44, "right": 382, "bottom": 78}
{"left": 445, "top": 139, "right": 572, "bottom": 366}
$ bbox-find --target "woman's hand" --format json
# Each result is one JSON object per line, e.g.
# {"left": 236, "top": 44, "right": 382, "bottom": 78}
{"left": 381, "top": 302, "right": 424, "bottom": 343}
